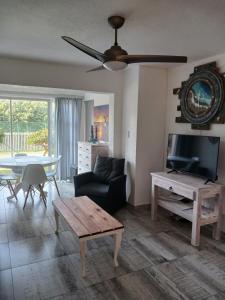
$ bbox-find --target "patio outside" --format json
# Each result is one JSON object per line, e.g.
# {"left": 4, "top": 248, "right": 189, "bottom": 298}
{"left": 0, "top": 99, "right": 48, "bottom": 159}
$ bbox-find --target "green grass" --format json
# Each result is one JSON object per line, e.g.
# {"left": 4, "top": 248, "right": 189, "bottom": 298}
{"left": 0, "top": 150, "right": 44, "bottom": 158}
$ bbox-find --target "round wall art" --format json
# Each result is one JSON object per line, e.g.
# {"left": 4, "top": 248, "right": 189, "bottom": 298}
{"left": 174, "top": 62, "right": 225, "bottom": 129}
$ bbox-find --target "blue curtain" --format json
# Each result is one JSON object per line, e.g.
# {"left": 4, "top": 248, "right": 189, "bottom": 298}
{"left": 55, "top": 97, "right": 83, "bottom": 180}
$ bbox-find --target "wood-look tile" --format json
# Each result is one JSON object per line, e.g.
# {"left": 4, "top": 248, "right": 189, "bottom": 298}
{"left": 2, "top": 182, "right": 225, "bottom": 300}
{"left": 0, "top": 209, "right": 6, "bottom": 224}
{"left": 0, "top": 243, "right": 11, "bottom": 271}
{"left": 56, "top": 231, "right": 80, "bottom": 255}
{"left": 53, "top": 269, "right": 171, "bottom": 300}
{"left": 0, "top": 269, "right": 14, "bottom": 300}
{"left": 43, "top": 233, "right": 67, "bottom": 259}
{"left": 105, "top": 270, "right": 173, "bottom": 300}
{"left": 200, "top": 235, "right": 225, "bottom": 255}
{"left": 86, "top": 234, "right": 114, "bottom": 251}
{"left": 7, "top": 217, "right": 54, "bottom": 242}
{"left": 0, "top": 223, "right": 8, "bottom": 243}
{"left": 67, "top": 250, "right": 126, "bottom": 286}
{"left": 12, "top": 256, "right": 84, "bottom": 300}
{"left": 57, "top": 231, "right": 116, "bottom": 256}
{"left": 148, "top": 230, "right": 197, "bottom": 258}
{"left": 6, "top": 204, "right": 49, "bottom": 223}
{"left": 183, "top": 250, "right": 225, "bottom": 293}
{"left": 0, "top": 195, "right": 6, "bottom": 210}
{"left": 145, "top": 259, "right": 218, "bottom": 300}
{"left": 67, "top": 240, "right": 150, "bottom": 285}
{"left": 128, "top": 233, "right": 184, "bottom": 266}
{"left": 50, "top": 282, "right": 117, "bottom": 300}
{"left": 207, "top": 293, "right": 225, "bottom": 300}
{"left": 9, "top": 234, "right": 65, "bottom": 268}
{"left": 48, "top": 215, "right": 71, "bottom": 232}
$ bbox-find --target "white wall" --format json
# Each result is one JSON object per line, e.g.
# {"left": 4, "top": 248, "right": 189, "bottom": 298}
{"left": 166, "top": 52, "right": 225, "bottom": 230}
{"left": 0, "top": 57, "right": 124, "bottom": 156}
{"left": 122, "top": 65, "right": 167, "bottom": 205}
{"left": 122, "top": 66, "right": 139, "bottom": 204}
{"left": 135, "top": 66, "right": 167, "bottom": 205}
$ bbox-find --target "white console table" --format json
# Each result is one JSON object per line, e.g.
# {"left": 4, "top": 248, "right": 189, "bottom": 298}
{"left": 151, "top": 172, "right": 223, "bottom": 246}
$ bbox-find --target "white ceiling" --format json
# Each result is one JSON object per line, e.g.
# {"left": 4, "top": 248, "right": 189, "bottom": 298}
{"left": 1, "top": 0, "right": 225, "bottom": 67}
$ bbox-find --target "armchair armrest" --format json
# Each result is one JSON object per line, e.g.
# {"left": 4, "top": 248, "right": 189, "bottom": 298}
{"left": 74, "top": 172, "right": 94, "bottom": 193}
{"left": 108, "top": 175, "right": 127, "bottom": 203}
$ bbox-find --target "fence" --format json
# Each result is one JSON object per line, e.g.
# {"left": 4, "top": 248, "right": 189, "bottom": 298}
{"left": 0, "top": 132, "right": 43, "bottom": 152}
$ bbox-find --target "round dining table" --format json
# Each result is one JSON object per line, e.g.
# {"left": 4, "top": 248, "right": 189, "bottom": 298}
{"left": 0, "top": 155, "right": 58, "bottom": 169}
{"left": 0, "top": 156, "right": 59, "bottom": 200}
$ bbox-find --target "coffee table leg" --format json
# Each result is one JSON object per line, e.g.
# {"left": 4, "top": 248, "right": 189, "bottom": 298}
{"left": 114, "top": 230, "right": 123, "bottom": 267}
{"left": 80, "top": 239, "right": 86, "bottom": 277}
{"left": 54, "top": 210, "right": 59, "bottom": 234}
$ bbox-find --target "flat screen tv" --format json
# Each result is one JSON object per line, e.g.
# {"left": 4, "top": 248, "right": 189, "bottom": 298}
{"left": 166, "top": 134, "right": 220, "bottom": 182}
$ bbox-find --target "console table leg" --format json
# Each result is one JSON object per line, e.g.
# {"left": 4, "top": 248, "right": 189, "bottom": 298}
{"left": 212, "top": 193, "right": 222, "bottom": 240}
{"left": 151, "top": 183, "right": 158, "bottom": 221}
{"left": 191, "top": 193, "right": 201, "bottom": 246}
{"left": 80, "top": 240, "right": 86, "bottom": 277}
{"left": 212, "top": 223, "right": 221, "bottom": 240}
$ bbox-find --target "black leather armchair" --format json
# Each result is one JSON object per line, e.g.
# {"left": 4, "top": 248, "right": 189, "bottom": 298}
{"left": 74, "top": 156, "right": 127, "bottom": 214}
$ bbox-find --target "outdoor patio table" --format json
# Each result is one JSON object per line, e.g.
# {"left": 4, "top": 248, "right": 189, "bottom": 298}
{"left": 0, "top": 156, "right": 59, "bottom": 200}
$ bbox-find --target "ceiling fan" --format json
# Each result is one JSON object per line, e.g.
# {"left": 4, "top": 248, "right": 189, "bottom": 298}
{"left": 62, "top": 16, "right": 187, "bottom": 72}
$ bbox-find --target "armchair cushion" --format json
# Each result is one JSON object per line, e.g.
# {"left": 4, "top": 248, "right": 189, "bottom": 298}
{"left": 93, "top": 156, "right": 125, "bottom": 183}
{"left": 74, "top": 172, "right": 94, "bottom": 190}
{"left": 107, "top": 158, "right": 125, "bottom": 181}
{"left": 74, "top": 156, "right": 126, "bottom": 214}
{"left": 77, "top": 182, "right": 109, "bottom": 198}
{"left": 93, "top": 156, "right": 113, "bottom": 183}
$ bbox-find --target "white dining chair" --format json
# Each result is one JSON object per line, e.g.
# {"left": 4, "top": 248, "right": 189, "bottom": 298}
{"left": 45, "top": 156, "right": 61, "bottom": 196}
{"left": 21, "top": 164, "right": 47, "bottom": 209}
{"left": 12, "top": 153, "right": 28, "bottom": 178}
{"left": 0, "top": 173, "right": 18, "bottom": 201}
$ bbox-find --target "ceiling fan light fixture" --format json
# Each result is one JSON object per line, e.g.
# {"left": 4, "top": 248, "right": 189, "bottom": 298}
{"left": 103, "top": 60, "right": 127, "bottom": 71}
{"left": 62, "top": 15, "right": 187, "bottom": 73}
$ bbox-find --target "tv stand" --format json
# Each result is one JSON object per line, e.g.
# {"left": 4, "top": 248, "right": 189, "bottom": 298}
{"left": 167, "top": 169, "right": 178, "bottom": 174}
{"left": 151, "top": 172, "right": 222, "bottom": 246}
{"left": 204, "top": 179, "right": 215, "bottom": 185}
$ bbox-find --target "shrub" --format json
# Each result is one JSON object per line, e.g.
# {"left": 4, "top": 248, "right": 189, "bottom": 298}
{"left": 28, "top": 128, "right": 48, "bottom": 155}
{"left": 0, "top": 128, "right": 4, "bottom": 144}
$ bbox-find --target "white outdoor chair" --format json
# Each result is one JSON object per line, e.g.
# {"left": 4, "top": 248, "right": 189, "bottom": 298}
{"left": 21, "top": 164, "right": 47, "bottom": 209}
{"left": 45, "top": 156, "right": 61, "bottom": 196}
{"left": 0, "top": 173, "right": 18, "bottom": 201}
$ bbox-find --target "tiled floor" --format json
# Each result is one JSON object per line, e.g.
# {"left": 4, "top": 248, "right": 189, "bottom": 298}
{"left": 1, "top": 182, "right": 225, "bottom": 299}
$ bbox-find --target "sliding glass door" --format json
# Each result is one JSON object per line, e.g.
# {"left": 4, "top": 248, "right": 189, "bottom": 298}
{"left": 0, "top": 99, "right": 49, "bottom": 158}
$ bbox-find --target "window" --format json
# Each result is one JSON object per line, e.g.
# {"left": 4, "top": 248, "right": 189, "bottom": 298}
{"left": 0, "top": 99, "right": 49, "bottom": 158}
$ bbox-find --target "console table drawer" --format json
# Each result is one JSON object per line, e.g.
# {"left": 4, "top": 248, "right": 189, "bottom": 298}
{"left": 154, "top": 178, "right": 194, "bottom": 199}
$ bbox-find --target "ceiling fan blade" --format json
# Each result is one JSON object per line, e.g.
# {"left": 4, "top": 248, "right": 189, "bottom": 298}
{"left": 62, "top": 36, "right": 106, "bottom": 62}
{"left": 86, "top": 65, "right": 106, "bottom": 73}
{"left": 117, "top": 54, "right": 187, "bottom": 64}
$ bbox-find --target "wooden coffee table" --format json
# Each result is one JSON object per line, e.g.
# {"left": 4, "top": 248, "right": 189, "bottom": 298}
{"left": 53, "top": 196, "right": 124, "bottom": 276}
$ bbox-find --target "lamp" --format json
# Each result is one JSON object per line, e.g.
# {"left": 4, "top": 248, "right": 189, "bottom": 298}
{"left": 103, "top": 60, "right": 127, "bottom": 71}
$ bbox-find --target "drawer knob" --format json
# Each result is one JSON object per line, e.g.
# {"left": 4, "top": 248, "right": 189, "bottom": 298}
{"left": 169, "top": 186, "right": 173, "bottom": 191}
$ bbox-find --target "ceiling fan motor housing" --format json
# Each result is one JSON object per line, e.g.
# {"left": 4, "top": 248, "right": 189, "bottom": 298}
{"left": 104, "top": 45, "right": 127, "bottom": 61}
{"left": 108, "top": 16, "right": 125, "bottom": 29}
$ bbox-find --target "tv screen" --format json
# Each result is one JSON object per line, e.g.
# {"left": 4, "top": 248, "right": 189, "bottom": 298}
{"left": 166, "top": 134, "right": 220, "bottom": 181}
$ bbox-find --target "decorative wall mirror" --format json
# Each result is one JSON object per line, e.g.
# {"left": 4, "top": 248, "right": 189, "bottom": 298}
{"left": 173, "top": 62, "right": 225, "bottom": 129}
